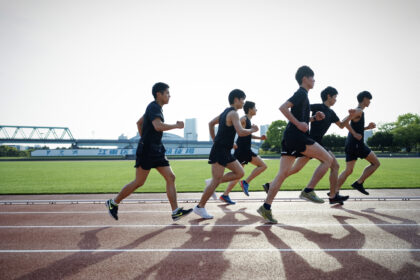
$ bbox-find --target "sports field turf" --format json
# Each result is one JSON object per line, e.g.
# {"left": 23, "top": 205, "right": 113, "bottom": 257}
{"left": 0, "top": 158, "right": 419, "bottom": 194}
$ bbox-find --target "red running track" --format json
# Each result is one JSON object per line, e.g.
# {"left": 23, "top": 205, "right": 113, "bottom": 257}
{"left": 0, "top": 197, "right": 419, "bottom": 280}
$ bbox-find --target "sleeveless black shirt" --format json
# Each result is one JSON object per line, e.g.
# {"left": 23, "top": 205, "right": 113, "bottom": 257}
{"left": 214, "top": 107, "right": 236, "bottom": 149}
{"left": 236, "top": 116, "right": 252, "bottom": 151}
{"left": 348, "top": 110, "right": 365, "bottom": 142}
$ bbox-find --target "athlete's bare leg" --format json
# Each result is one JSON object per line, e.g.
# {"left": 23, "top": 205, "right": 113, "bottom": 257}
{"left": 156, "top": 166, "right": 179, "bottom": 211}
{"left": 265, "top": 156, "right": 296, "bottom": 205}
{"left": 199, "top": 160, "right": 244, "bottom": 208}
{"left": 114, "top": 167, "right": 150, "bottom": 204}
{"left": 356, "top": 152, "right": 380, "bottom": 184}
{"left": 337, "top": 160, "right": 357, "bottom": 190}
{"left": 301, "top": 143, "right": 333, "bottom": 190}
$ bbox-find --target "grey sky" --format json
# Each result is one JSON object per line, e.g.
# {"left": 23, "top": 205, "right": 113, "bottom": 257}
{"left": 1, "top": 0, "right": 419, "bottom": 141}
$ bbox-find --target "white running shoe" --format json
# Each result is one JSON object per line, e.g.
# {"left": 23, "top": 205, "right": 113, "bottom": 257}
{"left": 193, "top": 205, "right": 214, "bottom": 219}
{"left": 205, "top": 178, "right": 218, "bottom": 200}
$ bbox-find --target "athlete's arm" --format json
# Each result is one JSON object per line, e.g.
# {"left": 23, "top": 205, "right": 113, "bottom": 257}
{"left": 309, "top": 111, "right": 325, "bottom": 123}
{"left": 344, "top": 109, "right": 363, "bottom": 140}
{"left": 240, "top": 116, "right": 246, "bottom": 128}
{"left": 365, "top": 122, "right": 376, "bottom": 130}
{"left": 335, "top": 109, "right": 357, "bottom": 129}
{"left": 279, "top": 101, "right": 308, "bottom": 132}
{"left": 137, "top": 115, "right": 144, "bottom": 136}
{"left": 208, "top": 115, "right": 219, "bottom": 141}
{"left": 252, "top": 135, "right": 266, "bottom": 140}
{"left": 152, "top": 118, "right": 184, "bottom": 132}
{"left": 230, "top": 111, "right": 258, "bottom": 137}
{"left": 344, "top": 122, "right": 362, "bottom": 140}
{"left": 309, "top": 115, "right": 317, "bottom": 123}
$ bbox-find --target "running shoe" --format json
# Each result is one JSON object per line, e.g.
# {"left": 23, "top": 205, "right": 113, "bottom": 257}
{"left": 193, "top": 205, "right": 214, "bottom": 219}
{"left": 262, "top": 183, "right": 270, "bottom": 193}
{"left": 172, "top": 207, "right": 193, "bottom": 222}
{"left": 328, "top": 193, "right": 349, "bottom": 205}
{"left": 257, "top": 205, "right": 277, "bottom": 224}
{"left": 240, "top": 180, "right": 249, "bottom": 196}
{"left": 351, "top": 181, "right": 369, "bottom": 195}
{"left": 105, "top": 199, "right": 119, "bottom": 220}
{"left": 219, "top": 195, "right": 236, "bottom": 205}
{"left": 299, "top": 190, "right": 324, "bottom": 204}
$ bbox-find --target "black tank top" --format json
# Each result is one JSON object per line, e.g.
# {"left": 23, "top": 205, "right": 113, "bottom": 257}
{"left": 236, "top": 116, "right": 252, "bottom": 151}
{"left": 348, "top": 110, "right": 365, "bottom": 141}
{"left": 214, "top": 107, "right": 236, "bottom": 149}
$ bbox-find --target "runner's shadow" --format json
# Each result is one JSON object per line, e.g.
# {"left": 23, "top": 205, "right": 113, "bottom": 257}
{"left": 274, "top": 214, "right": 419, "bottom": 279}
{"left": 15, "top": 224, "right": 185, "bottom": 279}
{"left": 340, "top": 207, "right": 420, "bottom": 261}
{"left": 134, "top": 205, "right": 261, "bottom": 280}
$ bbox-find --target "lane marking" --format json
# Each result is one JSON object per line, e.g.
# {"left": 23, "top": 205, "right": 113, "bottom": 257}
{"left": 0, "top": 248, "right": 419, "bottom": 253}
{"left": 1, "top": 209, "right": 420, "bottom": 214}
{"left": 0, "top": 223, "right": 417, "bottom": 229}
{"left": 1, "top": 196, "right": 419, "bottom": 205}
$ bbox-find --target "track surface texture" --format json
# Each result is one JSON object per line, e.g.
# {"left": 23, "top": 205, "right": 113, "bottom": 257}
{"left": 1, "top": 190, "right": 419, "bottom": 280}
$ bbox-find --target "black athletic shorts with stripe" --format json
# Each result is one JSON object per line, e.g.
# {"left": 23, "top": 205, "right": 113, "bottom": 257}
{"left": 234, "top": 148, "right": 257, "bottom": 165}
{"left": 281, "top": 130, "right": 315, "bottom": 158}
{"left": 135, "top": 141, "right": 169, "bottom": 170}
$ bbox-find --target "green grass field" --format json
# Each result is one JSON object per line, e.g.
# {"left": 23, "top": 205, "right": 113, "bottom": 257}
{"left": 0, "top": 158, "right": 419, "bottom": 194}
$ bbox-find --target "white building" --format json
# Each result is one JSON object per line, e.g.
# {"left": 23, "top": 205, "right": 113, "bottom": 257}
{"left": 184, "top": 118, "right": 198, "bottom": 141}
{"left": 260, "top": 124, "right": 269, "bottom": 138}
{"left": 364, "top": 130, "right": 374, "bottom": 143}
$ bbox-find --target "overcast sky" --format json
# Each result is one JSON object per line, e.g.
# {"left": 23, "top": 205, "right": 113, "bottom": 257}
{"left": 1, "top": 0, "right": 419, "bottom": 141}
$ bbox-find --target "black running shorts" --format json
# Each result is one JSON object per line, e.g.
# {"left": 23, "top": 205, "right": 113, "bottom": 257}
{"left": 135, "top": 142, "right": 170, "bottom": 170}
{"left": 234, "top": 148, "right": 257, "bottom": 165}
{"left": 281, "top": 130, "right": 315, "bottom": 158}
{"left": 208, "top": 145, "right": 236, "bottom": 166}
{"left": 345, "top": 141, "right": 372, "bottom": 162}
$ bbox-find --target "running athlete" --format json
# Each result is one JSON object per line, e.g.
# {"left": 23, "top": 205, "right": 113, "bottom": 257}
{"left": 194, "top": 89, "right": 258, "bottom": 219}
{"left": 106, "top": 82, "right": 193, "bottom": 221}
{"left": 257, "top": 66, "right": 333, "bottom": 224}
{"left": 336, "top": 91, "right": 380, "bottom": 195}
{"left": 219, "top": 101, "right": 267, "bottom": 205}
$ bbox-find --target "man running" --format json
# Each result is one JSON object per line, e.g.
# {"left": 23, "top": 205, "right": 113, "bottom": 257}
{"left": 219, "top": 101, "right": 267, "bottom": 205}
{"left": 194, "top": 89, "right": 258, "bottom": 219}
{"left": 106, "top": 82, "right": 192, "bottom": 221}
{"left": 336, "top": 91, "right": 380, "bottom": 195}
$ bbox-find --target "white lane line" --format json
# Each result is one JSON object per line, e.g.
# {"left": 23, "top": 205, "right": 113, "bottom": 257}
{"left": 1, "top": 209, "right": 420, "bottom": 214}
{"left": 0, "top": 223, "right": 417, "bottom": 229}
{"left": 0, "top": 248, "right": 419, "bottom": 253}
{"left": 2, "top": 196, "right": 420, "bottom": 205}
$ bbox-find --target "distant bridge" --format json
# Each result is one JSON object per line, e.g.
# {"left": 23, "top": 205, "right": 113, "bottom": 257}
{"left": 0, "top": 125, "right": 138, "bottom": 147}
{"left": 0, "top": 125, "right": 261, "bottom": 149}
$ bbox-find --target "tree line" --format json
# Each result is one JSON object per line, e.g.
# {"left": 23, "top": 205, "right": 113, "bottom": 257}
{"left": 261, "top": 113, "right": 420, "bottom": 154}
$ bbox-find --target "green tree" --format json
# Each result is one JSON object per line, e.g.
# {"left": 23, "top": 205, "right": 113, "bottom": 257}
{"left": 260, "top": 140, "right": 271, "bottom": 151}
{"left": 265, "top": 120, "right": 287, "bottom": 153}
{"left": 395, "top": 113, "right": 420, "bottom": 127}
{"left": 378, "top": 122, "right": 396, "bottom": 133}
{"left": 367, "top": 131, "right": 394, "bottom": 152}
{"left": 0, "top": 145, "right": 20, "bottom": 157}
{"left": 392, "top": 113, "right": 420, "bottom": 152}
{"left": 322, "top": 134, "right": 346, "bottom": 152}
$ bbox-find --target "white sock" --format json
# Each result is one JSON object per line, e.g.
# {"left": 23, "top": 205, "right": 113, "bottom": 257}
{"left": 111, "top": 199, "right": 118, "bottom": 206}
{"left": 172, "top": 207, "right": 181, "bottom": 214}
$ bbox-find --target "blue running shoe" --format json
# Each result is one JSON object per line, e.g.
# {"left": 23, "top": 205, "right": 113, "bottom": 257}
{"left": 219, "top": 195, "right": 236, "bottom": 205}
{"left": 240, "top": 180, "right": 249, "bottom": 196}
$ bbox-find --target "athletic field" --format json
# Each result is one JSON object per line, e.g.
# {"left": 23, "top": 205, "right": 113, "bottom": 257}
{"left": 0, "top": 158, "right": 419, "bottom": 194}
